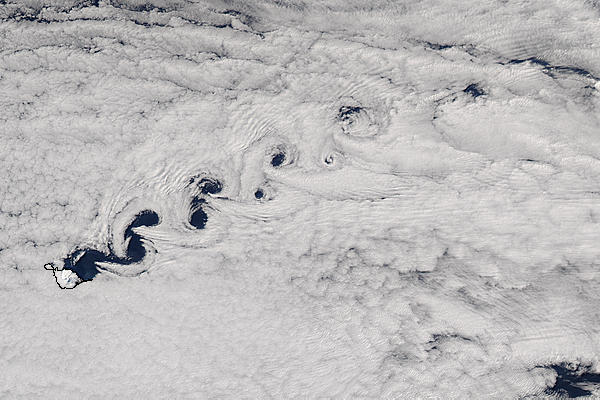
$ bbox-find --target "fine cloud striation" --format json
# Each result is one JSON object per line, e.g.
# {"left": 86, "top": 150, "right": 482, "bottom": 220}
{"left": 1, "top": 0, "right": 600, "bottom": 398}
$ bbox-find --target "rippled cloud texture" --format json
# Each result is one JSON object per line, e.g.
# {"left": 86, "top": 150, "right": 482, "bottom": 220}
{"left": 1, "top": 0, "right": 600, "bottom": 398}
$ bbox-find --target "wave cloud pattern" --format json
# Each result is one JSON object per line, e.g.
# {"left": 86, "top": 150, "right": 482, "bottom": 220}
{"left": 1, "top": 0, "right": 600, "bottom": 398}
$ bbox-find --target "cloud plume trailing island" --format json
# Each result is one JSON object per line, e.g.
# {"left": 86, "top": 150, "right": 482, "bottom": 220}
{"left": 1, "top": 0, "right": 600, "bottom": 398}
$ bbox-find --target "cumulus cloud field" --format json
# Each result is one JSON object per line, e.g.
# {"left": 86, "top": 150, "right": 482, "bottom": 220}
{"left": 1, "top": 0, "right": 600, "bottom": 398}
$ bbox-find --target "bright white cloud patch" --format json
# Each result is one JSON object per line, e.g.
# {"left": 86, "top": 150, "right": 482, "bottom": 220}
{"left": 1, "top": 0, "right": 600, "bottom": 398}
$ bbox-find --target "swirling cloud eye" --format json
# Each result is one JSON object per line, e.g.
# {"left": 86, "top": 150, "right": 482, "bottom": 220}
{"left": 323, "top": 150, "right": 345, "bottom": 169}
{"left": 124, "top": 210, "right": 160, "bottom": 262}
{"left": 271, "top": 152, "right": 286, "bottom": 167}
{"left": 254, "top": 184, "right": 274, "bottom": 201}
{"left": 189, "top": 176, "right": 223, "bottom": 195}
{"left": 267, "top": 144, "right": 296, "bottom": 168}
{"left": 54, "top": 209, "right": 161, "bottom": 289}
{"left": 197, "top": 178, "right": 223, "bottom": 195}
{"left": 188, "top": 175, "right": 222, "bottom": 230}
{"left": 189, "top": 205, "right": 208, "bottom": 229}
{"left": 336, "top": 103, "right": 383, "bottom": 138}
